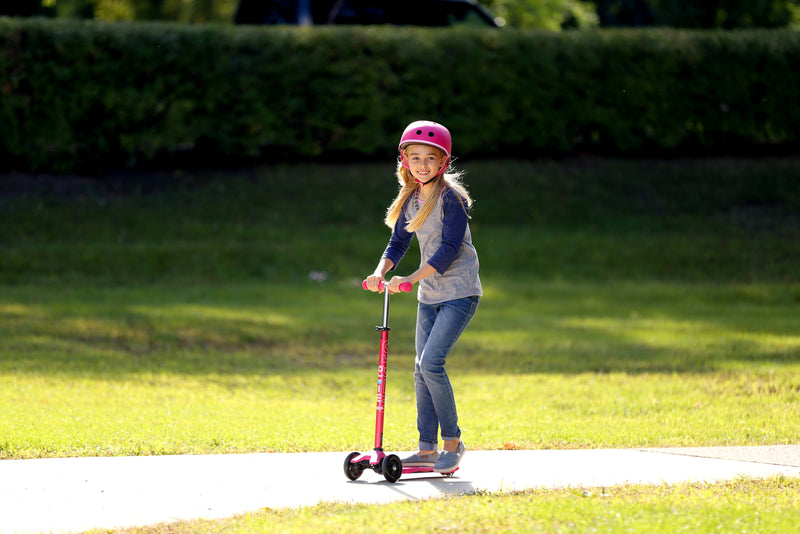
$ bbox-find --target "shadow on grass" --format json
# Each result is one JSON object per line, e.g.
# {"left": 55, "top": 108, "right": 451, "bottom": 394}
{"left": 459, "top": 280, "right": 800, "bottom": 374}
{"left": 1, "top": 280, "right": 798, "bottom": 378}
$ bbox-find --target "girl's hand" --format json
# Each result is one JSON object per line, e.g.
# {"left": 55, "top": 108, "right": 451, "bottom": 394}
{"left": 386, "top": 276, "right": 411, "bottom": 294}
{"left": 364, "top": 274, "right": 385, "bottom": 292}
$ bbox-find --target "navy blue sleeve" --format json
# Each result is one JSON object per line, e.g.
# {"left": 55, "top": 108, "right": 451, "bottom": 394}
{"left": 427, "top": 190, "right": 469, "bottom": 274}
{"left": 381, "top": 200, "right": 413, "bottom": 269}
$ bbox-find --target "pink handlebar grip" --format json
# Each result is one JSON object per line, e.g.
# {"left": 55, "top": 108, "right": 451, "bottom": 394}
{"left": 362, "top": 280, "right": 412, "bottom": 293}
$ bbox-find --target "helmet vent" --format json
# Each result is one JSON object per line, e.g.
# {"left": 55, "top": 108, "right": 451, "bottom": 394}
{"left": 416, "top": 130, "right": 423, "bottom": 135}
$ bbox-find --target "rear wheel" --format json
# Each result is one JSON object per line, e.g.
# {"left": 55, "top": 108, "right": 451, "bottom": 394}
{"left": 343, "top": 452, "right": 364, "bottom": 481}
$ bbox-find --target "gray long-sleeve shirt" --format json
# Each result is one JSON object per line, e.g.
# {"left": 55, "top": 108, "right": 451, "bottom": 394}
{"left": 382, "top": 188, "right": 482, "bottom": 304}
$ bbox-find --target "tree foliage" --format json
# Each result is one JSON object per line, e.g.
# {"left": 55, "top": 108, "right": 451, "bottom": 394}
{"left": 650, "top": 0, "right": 800, "bottom": 29}
{"left": 1, "top": 1, "right": 799, "bottom": 29}
{"left": 481, "top": 0, "right": 598, "bottom": 29}
{"left": 0, "top": 0, "right": 238, "bottom": 23}
{"left": 595, "top": 0, "right": 800, "bottom": 28}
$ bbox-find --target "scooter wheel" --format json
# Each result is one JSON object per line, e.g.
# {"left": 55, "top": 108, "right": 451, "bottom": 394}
{"left": 344, "top": 451, "right": 364, "bottom": 481}
{"left": 382, "top": 454, "right": 402, "bottom": 483}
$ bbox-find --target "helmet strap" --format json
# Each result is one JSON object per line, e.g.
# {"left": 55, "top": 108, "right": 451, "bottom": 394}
{"left": 414, "top": 175, "right": 439, "bottom": 185}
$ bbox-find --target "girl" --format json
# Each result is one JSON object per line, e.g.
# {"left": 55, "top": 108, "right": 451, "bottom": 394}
{"left": 364, "top": 120, "right": 482, "bottom": 474}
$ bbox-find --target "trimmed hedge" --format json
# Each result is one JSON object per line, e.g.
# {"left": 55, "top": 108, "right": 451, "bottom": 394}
{"left": 1, "top": 19, "right": 799, "bottom": 173}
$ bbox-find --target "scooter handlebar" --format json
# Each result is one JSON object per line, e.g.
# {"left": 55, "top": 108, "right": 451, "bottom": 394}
{"left": 362, "top": 280, "right": 412, "bottom": 293}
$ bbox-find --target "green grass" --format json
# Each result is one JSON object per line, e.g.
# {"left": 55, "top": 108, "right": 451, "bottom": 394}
{"left": 1, "top": 157, "right": 799, "bottom": 531}
{"left": 2, "top": 157, "right": 799, "bottom": 285}
{"left": 2, "top": 279, "right": 798, "bottom": 458}
{"left": 106, "top": 476, "right": 800, "bottom": 534}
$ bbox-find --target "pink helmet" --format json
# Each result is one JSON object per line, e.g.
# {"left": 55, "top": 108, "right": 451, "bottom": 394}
{"left": 398, "top": 120, "right": 452, "bottom": 176}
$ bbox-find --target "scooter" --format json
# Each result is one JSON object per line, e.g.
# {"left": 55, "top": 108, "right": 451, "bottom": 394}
{"left": 343, "top": 280, "right": 457, "bottom": 483}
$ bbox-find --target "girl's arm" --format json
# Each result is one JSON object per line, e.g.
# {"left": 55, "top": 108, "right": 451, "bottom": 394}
{"left": 365, "top": 260, "right": 433, "bottom": 294}
{"left": 386, "top": 263, "right": 435, "bottom": 293}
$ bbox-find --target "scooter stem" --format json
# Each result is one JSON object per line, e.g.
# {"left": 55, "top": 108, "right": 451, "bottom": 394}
{"left": 359, "top": 280, "right": 411, "bottom": 452}
{"left": 374, "top": 329, "right": 389, "bottom": 450}
{"left": 381, "top": 283, "right": 391, "bottom": 329}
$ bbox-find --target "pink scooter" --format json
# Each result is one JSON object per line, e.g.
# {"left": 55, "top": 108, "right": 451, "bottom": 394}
{"left": 343, "top": 280, "right": 457, "bottom": 483}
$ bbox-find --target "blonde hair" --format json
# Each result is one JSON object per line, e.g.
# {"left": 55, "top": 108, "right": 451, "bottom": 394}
{"left": 384, "top": 147, "right": 473, "bottom": 232}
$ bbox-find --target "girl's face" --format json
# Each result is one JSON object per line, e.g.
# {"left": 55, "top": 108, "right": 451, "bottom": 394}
{"left": 404, "top": 144, "right": 446, "bottom": 183}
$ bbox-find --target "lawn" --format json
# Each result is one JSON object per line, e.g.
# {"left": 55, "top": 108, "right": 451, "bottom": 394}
{"left": 1, "top": 157, "right": 799, "bottom": 532}
{"left": 107, "top": 476, "right": 800, "bottom": 534}
{"left": 1, "top": 279, "right": 798, "bottom": 459}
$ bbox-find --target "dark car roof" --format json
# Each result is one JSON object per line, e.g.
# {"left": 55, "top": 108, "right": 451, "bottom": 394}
{"left": 235, "top": 0, "right": 499, "bottom": 27}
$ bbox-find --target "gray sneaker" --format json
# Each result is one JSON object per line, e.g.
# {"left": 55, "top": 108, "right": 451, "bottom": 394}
{"left": 434, "top": 441, "right": 466, "bottom": 473}
{"left": 401, "top": 451, "right": 440, "bottom": 468}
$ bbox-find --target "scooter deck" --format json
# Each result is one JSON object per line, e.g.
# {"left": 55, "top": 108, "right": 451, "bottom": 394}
{"left": 345, "top": 451, "right": 457, "bottom": 481}
{"left": 349, "top": 453, "right": 459, "bottom": 476}
{"left": 403, "top": 466, "right": 459, "bottom": 476}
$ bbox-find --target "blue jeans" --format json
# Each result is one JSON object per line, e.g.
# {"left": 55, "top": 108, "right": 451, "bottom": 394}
{"left": 414, "top": 295, "right": 480, "bottom": 451}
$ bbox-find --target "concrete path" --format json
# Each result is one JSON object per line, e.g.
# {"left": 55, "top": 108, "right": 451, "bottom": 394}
{"left": 1, "top": 446, "right": 799, "bottom": 534}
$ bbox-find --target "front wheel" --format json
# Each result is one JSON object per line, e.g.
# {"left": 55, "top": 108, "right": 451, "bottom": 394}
{"left": 382, "top": 454, "right": 402, "bottom": 483}
{"left": 343, "top": 452, "right": 363, "bottom": 481}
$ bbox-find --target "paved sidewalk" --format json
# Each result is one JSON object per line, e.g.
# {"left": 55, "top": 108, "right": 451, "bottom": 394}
{"left": 1, "top": 446, "right": 799, "bottom": 534}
